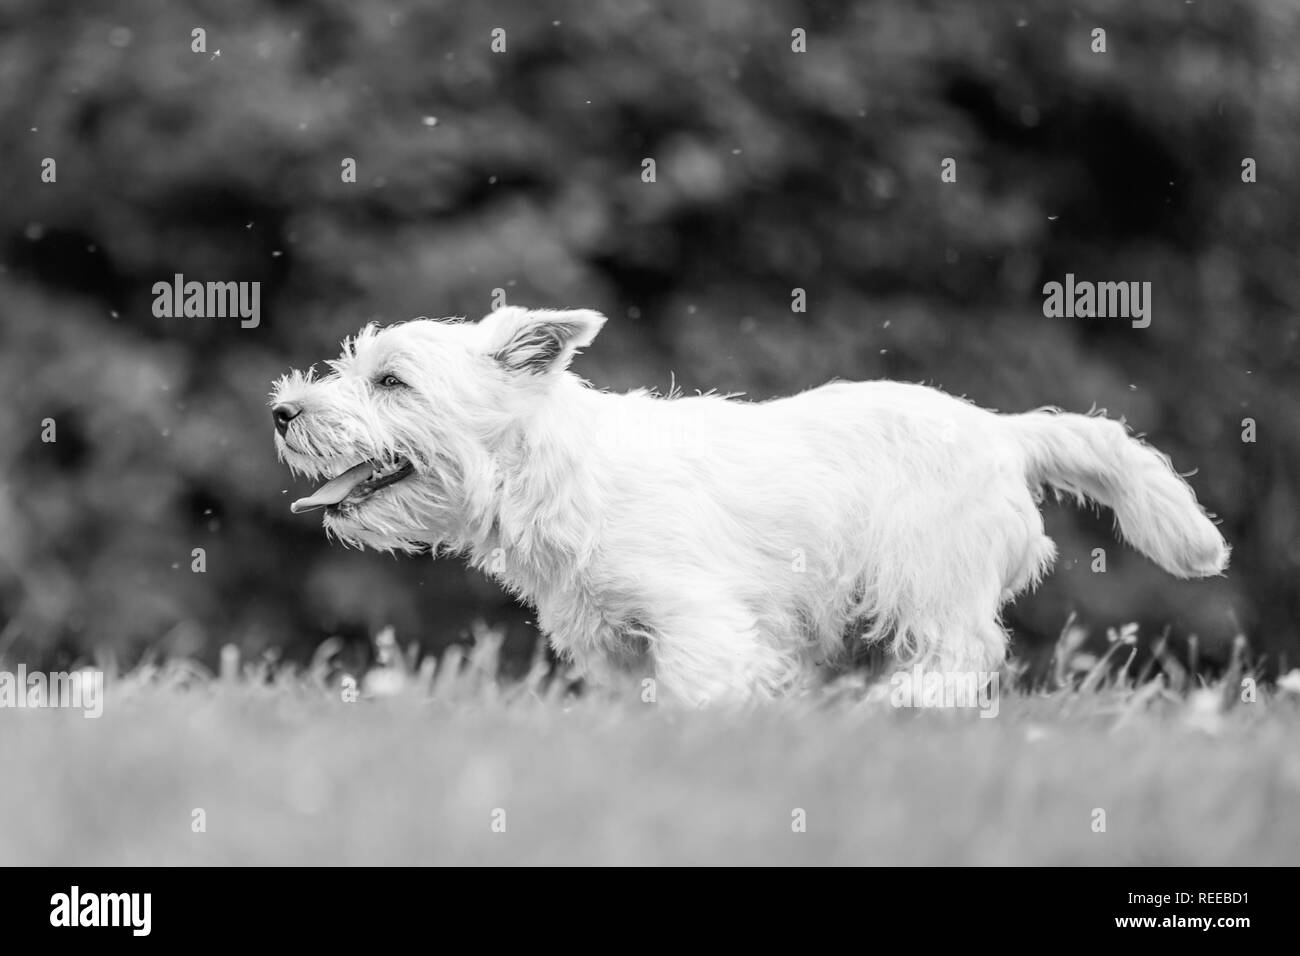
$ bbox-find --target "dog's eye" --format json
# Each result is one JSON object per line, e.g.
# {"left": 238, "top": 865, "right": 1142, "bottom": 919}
{"left": 376, "top": 374, "right": 405, "bottom": 389}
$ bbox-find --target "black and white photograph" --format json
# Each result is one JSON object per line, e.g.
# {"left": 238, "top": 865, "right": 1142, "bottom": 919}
{"left": 1, "top": 0, "right": 1296, "bottom": 910}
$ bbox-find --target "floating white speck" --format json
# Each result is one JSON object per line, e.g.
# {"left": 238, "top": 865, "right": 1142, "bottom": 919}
{"left": 422, "top": 116, "right": 438, "bottom": 127}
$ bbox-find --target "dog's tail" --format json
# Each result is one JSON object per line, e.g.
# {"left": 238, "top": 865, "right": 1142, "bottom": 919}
{"left": 1010, "top": 410, "right": 1228, "bottom": 577}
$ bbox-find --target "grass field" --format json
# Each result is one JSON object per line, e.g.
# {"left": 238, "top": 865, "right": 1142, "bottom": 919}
{"left": 3, "top": 629, "right": 1299, "bottom": 866}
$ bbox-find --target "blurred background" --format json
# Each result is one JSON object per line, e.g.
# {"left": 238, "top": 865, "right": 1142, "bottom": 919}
{"left": 0, "top": 0, "right": 1296, "bottom": 676}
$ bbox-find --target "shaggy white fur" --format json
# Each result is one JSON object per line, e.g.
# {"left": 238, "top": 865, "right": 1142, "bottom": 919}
{"left": 271, "top": 307, "right": 1229, "bottom": 705}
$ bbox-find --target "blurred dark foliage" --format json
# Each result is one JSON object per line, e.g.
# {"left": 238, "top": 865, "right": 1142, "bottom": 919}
{"left": 0, "top": 0, "right": 1296, "bottom": 672}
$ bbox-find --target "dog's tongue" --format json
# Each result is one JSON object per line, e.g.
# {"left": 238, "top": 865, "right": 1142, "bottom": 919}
{"left": 290, "top": 461, "right": 373, "bottom": 514}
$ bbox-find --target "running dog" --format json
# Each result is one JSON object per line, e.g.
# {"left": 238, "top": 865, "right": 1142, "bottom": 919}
{"left": 271, "top": 307, "right": 1228, "bottom": 704}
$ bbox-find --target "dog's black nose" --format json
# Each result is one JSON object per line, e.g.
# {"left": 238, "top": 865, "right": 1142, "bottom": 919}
{"left": 272, "top": 402, "right": 302, "bottom": 437}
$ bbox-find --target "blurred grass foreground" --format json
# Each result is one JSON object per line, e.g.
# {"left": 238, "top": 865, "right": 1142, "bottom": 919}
{"left": 3, "top": 623, "right": 1300, "bottom": 865}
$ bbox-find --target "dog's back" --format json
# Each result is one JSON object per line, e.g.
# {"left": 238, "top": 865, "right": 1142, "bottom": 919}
{"left": 561, "top": 378, "right": 1226, "bottom": 693}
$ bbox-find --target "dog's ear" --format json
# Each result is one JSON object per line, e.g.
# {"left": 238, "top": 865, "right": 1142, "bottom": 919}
{"left": 482, "top": 307, "right": 606, "bottom": 374}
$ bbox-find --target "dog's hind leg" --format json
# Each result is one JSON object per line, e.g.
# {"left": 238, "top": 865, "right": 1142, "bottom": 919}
{"left": 873, "top": 476, "right": 1051, "bottom": 676}
{"left": 890, "top": 600, "right": 1008, "bottom": 676}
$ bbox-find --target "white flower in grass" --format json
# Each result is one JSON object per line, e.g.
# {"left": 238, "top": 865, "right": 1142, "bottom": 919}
{"left": 1183, "top": 688, "right": 1224, "bottom": 736}
{"left": 363, "top": 667, "right": 407, "bottom": 697}
{"left": 1106, "top": 623, "right": 1139, "bottom": 645}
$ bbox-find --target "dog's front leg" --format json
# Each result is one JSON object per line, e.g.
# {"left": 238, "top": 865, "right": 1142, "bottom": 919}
{"left": 647, "top": 603, "right": 796, "bottom": 706}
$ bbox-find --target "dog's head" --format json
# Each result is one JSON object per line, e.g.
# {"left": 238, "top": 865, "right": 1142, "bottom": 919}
{"left": 270, "top": 306, "right": 606, "bottom": 551}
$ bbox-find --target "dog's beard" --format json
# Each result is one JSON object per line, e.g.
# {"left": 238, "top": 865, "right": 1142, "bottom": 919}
{"left": 321, "top": 487, "right": 436, "bottom": 552}
{"left": 276, "top": 436, "right": 454, "bottom": 553}
{"left": 319, "top": 468, "right": 455, "bottom": 554}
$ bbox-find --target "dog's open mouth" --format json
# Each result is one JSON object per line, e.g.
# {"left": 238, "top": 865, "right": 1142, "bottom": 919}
{"left": 290, "top": 458, "right": 415, "bottom": 514}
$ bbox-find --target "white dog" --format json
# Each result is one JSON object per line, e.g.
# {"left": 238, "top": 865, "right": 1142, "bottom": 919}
{"left": 271, "top": 307, "right": 1228, "bottom": 704}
